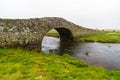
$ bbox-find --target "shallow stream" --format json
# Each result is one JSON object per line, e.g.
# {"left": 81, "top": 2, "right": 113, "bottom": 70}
{"left": 42, "top": 36, "right": 120, "bottom": 70}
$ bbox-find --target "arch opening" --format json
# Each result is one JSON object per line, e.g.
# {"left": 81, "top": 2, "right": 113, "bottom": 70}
{"left": 41, "top": 28, "right": 74, "bottom": 53}
{"left": 41, "top": 29, "right": 60, "bottom": 53}
{"left": 55, "top": 28, "right": 73, "bottom": 41}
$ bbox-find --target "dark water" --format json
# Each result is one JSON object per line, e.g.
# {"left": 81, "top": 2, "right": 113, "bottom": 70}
{"left": 42, "top": 36, "right": 120, "bottom": 70}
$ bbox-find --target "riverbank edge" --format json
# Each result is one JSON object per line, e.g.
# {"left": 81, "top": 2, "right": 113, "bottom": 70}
{"left": 46, "top": 30, "right": 120, "bottom": 43}
{"left": 0, "top": 48, "right": 120, "bottom": 79}
{"left": 76, "top": 32, "right": 120, "bottom": 43}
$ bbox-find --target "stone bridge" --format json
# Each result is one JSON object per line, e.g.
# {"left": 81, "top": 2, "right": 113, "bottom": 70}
{"left": 0, "top": 17, "right": 99, "bottom": 49}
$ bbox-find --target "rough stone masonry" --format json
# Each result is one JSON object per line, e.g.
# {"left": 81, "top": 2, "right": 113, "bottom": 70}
{"left": 0, "top": 17, "right": 99, "bottom": 49}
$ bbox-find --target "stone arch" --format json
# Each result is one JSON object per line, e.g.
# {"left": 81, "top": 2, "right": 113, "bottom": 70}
{"left": 0, "top": 17, "right": 99, "bottom": 50}
{"left": 41, "top": 27, "right": 74, "bottom": 52}
{"left": 55, "top": 28, "right": 73, "bottom": 41}
{"left": 42, "top": 27, "right": 74, "bottom": 42}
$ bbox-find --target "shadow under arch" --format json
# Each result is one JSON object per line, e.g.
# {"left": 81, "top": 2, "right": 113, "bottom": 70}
{"left": 55, "top": 28, "right": 74, "bottom": 41}
{"left": 41, "top": 28, "right": 74, "bottom": 53}
{"left": 42, "top": 27, "right": 74, "bottom": 42}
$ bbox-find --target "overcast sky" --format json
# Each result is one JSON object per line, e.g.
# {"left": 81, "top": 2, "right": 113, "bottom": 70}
{"left": 0, "top": 0, "right": 120, "bottom": 29}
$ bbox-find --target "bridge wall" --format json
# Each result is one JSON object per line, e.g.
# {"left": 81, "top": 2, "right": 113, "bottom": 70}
{"left": 0, "top": 17, "right": 99, "bottom": 48}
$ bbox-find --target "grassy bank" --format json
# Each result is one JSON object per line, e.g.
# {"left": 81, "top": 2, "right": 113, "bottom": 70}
{"left": 46, "top": 29, "right": 59, "bottom": 37}
{"left": 76, "top": 32, "right": 120, "bottom": 43}
{"left": 46, "top": 30, "right": 120, "bottom": 43}
{"left": 0, "top": 48, "right": 120, "bottom": 80}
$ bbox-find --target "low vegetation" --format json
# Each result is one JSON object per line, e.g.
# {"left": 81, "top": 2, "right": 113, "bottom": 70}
{"left": 46, "top": 29, "right": 60, "bottom": 37}
{"left": 0, "top": 48, "right": 120, "bottom": 80}
{"left": 1, "top": 30, "right": 120, "bottom": 79}
{"left": 46, "top": 29, "right": 120, "bottom": 43}
{"left": 77, "top": 32, "right": 120, "bottom": 43}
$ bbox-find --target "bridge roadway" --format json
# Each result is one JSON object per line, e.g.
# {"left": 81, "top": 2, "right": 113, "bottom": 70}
{"left": 0, "top": 17, "right": 99, "bottom": 50}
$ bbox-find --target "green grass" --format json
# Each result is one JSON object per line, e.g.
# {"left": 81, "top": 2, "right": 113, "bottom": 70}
{"left": 46, "top": 30, "right": 120, "bottom": 43}
{"left": 46, "top": 29, "right": 60, "bottom": 37}
{"left": 76, "top": 32, "right": 120, "bottom": 43}
{"left": 0, "top": 48, "right": 120, "bottom": 80}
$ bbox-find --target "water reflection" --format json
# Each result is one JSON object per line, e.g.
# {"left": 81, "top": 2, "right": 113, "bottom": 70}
{"left": 42, "top": 36, "right": 60, "bottom": 53}
{"left": 42, "top": 36, "right": 120, "bottom": 70}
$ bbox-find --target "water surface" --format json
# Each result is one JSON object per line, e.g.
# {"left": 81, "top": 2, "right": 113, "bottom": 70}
{"left": 42, "top": 36, "right": 120, "bottom": 70}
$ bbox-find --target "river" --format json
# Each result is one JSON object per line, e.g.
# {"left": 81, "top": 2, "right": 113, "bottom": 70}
{"left": 42, "top": 36, "right": 120, "bottom": 70}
